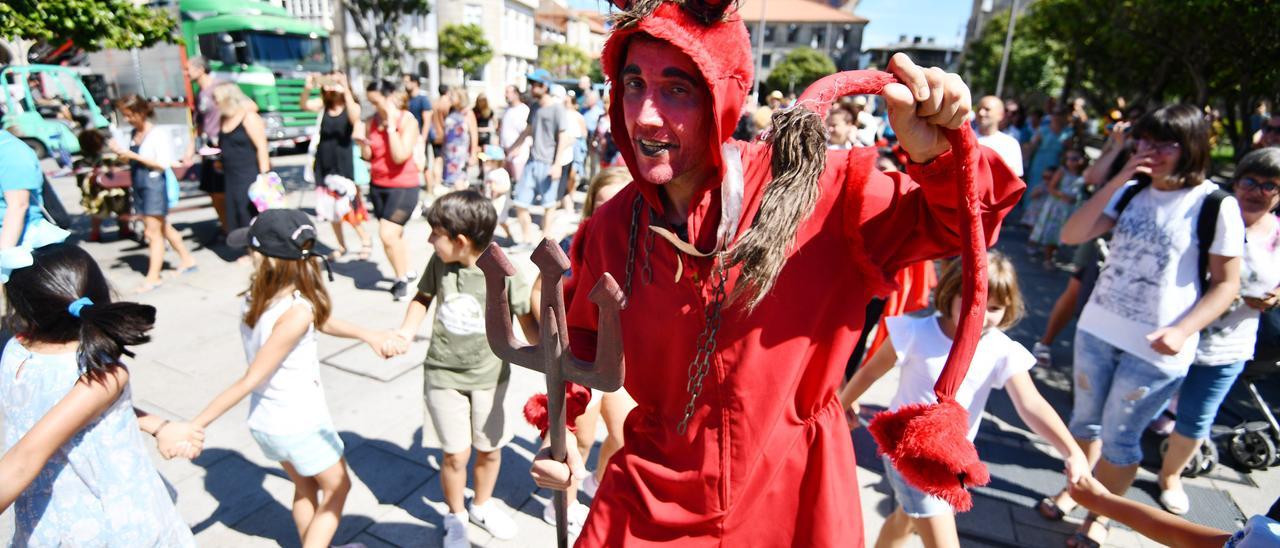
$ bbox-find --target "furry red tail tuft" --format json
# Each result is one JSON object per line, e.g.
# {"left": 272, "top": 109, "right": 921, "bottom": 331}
{"left": 869, "top": 399, "right": 990, "bottom": 511}
{"left": 522, "top": 383, "right": 595, "bottom": 438}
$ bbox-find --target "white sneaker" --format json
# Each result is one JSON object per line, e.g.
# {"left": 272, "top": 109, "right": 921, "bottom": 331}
{"left": 442, "top": 511, "right": 469, "bottom": 548}
{"left": 581, "top": 472, "right": 600, "bottom": 498}
{"left": 543, "top": 500, "right": 591, "bottom": 535}
{"left": 1032, "top": 342, "right": 1052, "bottom": 368}
{"left": 470, "top": 500, "right": 518, "bottom": 540}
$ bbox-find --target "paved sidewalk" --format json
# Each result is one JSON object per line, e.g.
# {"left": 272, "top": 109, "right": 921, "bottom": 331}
{"left": 3, "top": 157, "right": 1278, "bottom": 547}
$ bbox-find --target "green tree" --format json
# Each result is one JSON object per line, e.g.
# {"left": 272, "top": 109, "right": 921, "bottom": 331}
{"left": 538, "top": 43, "right": 592, "bottom": 79}
{"left": 960, "top": 9, "right": 1063, "bottom": 100}
{"left": 0, "top": 0, "right": 174, "bottom": 51}
{"left": 345, "top": 0, "right": 431, "bottom": 81}
{"left": 765, "top": 48, "right": 836, "bottom": 95}
{"left": 439, "top": 24, "right": 493, "bottom": 82}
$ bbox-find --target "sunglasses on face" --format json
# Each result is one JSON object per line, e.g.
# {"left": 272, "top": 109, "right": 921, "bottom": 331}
{"left": 1238, "top": 177, "right": 1280, "bottom": 194}
{"left": 1136, "top": 139, "right": 1181, "bottom": 155}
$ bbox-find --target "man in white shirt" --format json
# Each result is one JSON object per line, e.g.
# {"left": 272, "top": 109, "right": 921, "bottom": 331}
{"left": 975, "top": 95, "right": 1024, "bottom": 177}
{"left": 499, "top": 84, "right": 531, "bottom": 186}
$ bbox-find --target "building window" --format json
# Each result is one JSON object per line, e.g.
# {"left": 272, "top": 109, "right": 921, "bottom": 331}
{"left": 786, "top": 24, "right": 800, "bottom": 44}
{"left": 763, "top": 25, "right": 775, "bottom": 44}
{"left": 761, "top": 53, "right": 772, "bottom": 68}
{"left": 464, "top": 4, "right": 483, "bottom": 26}
{"left": 811, "top": 27, "right": 826, "bottom": 49}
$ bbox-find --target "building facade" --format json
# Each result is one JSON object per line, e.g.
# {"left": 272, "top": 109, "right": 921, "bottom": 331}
{"left": 866, "top": 35, "right": 960, "bottom": 71}
{"left": 738, "top": 0, "right": 869, "bottom": 87}
{"left": 436, "top": 0, "right": 539, "bottom": 107}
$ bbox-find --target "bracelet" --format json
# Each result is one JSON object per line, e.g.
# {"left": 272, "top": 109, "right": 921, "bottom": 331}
{"left": 152, "top": 419, "right": 170, "bottom": 437}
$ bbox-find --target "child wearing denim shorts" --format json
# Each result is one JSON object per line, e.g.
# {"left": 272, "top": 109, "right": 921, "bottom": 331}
{"left": 181, "top": 209, "right": 395, "bottom": 548}
{"left": 389, "top": 190, "right": 537, "bottom": 548}
{"left": 841, "top": 253, "right": 1088, "bottom": 548}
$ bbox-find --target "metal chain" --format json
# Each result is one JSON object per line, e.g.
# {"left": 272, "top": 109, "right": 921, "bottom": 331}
{"left": 641, "top": 214, "right": 656, "bottom": 285}
{"left": 676, "top": 253, "right": 730, "bottom": 435}
{"left": 624, "top": 194, "right": 642, "bottom": 297}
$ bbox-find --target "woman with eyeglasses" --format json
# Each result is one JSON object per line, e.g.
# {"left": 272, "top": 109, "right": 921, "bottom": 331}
{"left": 1045, "top": 104, "right": 1246, "bottom": 547}
{"left": 1154, "top": 147, "right": 1280, "bottom": 516}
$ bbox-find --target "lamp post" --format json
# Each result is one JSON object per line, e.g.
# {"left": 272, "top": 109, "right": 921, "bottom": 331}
{"left": 994, "top": 0, "right": 1019, "bottom": 98}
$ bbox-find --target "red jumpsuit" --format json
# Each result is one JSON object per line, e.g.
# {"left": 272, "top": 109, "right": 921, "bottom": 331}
{"left": 567, "top": 141, "right": 1023, "bottom": 546}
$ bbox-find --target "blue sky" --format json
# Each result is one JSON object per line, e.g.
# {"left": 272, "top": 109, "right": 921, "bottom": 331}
{"left": 567, "top": 0, "right": 974, "bottom": 50}
{"left": 854, "top": 0, "right": 973, "bottom": 49}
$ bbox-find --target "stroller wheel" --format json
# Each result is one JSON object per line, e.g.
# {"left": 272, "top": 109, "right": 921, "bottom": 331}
{"left": 1230, "top": 431, "right": 1277, "bottom": 470}
{"left": 1161, "top": 437, "right": 1219, "bottom": 477}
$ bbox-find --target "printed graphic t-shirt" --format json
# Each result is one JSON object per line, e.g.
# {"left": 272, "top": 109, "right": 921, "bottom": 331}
{"left": 418, "top": 254, "right": 531, "bottom": 390}
{"left": 1078, "top": 180, "right": 1246, "bottom": 370}
{"left": 885, "top": 314, "right": 1036, "bottom": 441}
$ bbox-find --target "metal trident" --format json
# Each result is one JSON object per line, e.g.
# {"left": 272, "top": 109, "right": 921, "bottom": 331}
{"left": 476, "top": 240, "right": 626, "bottom": 547}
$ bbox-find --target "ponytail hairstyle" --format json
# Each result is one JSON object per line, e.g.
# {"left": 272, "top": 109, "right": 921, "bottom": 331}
{"left": 3, "top": 244, "right": 156, "bottom": 380}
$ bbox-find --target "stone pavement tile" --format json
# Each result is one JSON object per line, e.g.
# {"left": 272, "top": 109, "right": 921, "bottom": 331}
{"left": 955, "top": 493, "right": 1017, "bottom": 545}
{"left": 190, "top": 521, "right": 281, "bottom": 547}
{"left": 348, "top": 531, "right": 409, "bottom": 548}
{"left": 343, "top": 440, "right": 436, "bottom": 507}
{"left": 176, "top": 449, "right": 299, "bottom": 543}
{"left": 326, "top": 338, "right": 426, "bottom": 382}
{"left": 360, "top": 507, "right": 442, "bottom": 547}
{"left": 514, "top": 491, "right": 572, "bottom": 546}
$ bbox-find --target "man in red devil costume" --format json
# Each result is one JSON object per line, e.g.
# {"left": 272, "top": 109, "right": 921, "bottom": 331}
{"left": 529, "top": 0, "right": 1025, "bottom": 545}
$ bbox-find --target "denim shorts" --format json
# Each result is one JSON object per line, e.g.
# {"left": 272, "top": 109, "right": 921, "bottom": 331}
{"left": 1174, "top": 361, "right": 1246, "bottom": 440}
{"left": 250, "top": 426, "right": 345, "bottom": 477}
{"left": 1068, "top": 330, "right": 1186, "bottom": 466}
{"left": 512, "top": 159, "right": 559, "bottom": 209}
{"left": 882, "top": 456, "right": 952, "bottom": 518}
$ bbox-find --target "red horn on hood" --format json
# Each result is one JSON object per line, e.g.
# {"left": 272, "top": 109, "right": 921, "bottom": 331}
{"left": 797, "top": 70, "right": 991, "bottom": 511}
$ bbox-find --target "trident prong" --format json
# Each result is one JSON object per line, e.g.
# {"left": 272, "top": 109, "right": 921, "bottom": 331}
{"left": 476, "top": 241, "right": 626, "bottom": 548}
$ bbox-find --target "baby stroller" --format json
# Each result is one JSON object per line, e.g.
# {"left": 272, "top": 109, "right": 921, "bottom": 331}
{"left": 1157, "top": 307, "right": 1280, "bottom": 476}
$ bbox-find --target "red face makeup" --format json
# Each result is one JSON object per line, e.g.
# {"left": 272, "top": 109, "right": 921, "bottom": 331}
{"left": 620, "top": 38, "right": 714, "bottom": 187}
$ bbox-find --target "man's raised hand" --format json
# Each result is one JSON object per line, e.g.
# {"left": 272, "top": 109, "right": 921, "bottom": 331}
{"left": 883, "top": 53, "right": 973, "bottom": 164}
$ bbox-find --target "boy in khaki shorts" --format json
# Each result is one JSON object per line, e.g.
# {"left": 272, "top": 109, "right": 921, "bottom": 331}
{"left": 389, "top": 190, "right": 537, "bottom": 547}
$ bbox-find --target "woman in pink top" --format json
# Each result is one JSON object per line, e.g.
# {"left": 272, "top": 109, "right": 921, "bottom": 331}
{"left": 360, "top": 79, "right": 420, "bottom": 301}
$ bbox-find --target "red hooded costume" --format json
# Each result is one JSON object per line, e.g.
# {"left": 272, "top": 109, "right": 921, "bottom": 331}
{"left": 562, "top": 2, "right": 1025, "bottom": 545}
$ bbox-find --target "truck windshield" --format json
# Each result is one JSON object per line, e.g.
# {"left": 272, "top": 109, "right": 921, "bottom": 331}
{"left": 244, "top": 32, "right": 331, "bottom": 73}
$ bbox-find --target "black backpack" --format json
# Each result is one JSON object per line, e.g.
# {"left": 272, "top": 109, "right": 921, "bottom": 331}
{"left": 1112, "top": 179, "right": 1231, "bottom": 294}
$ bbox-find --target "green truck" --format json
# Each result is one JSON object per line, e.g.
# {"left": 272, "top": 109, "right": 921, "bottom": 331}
{"left": 89, "top": 0, "right": 332, "bottom": 148}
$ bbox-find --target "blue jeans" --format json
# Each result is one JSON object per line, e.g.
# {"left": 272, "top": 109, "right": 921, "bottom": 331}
{"left": 1174, "top": 361, "right": 1246, "bottom": 440}
{"left": 1068, "top": 330, "right": 1186, "bottom": 466}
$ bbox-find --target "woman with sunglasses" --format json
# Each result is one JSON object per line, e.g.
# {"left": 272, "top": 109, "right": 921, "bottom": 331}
{"left": 1049, "top": 104, "right": 1246, "bottom": 547}
{"left": 1155, "top": 147, "right": 1280, "bottom": 516}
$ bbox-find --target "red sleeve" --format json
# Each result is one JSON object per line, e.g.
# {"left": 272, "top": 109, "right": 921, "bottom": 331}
{"left": 848, "top": 146, "right": 1025, "bottom": 279}
{"left": 566, "top": 217, "right": 601, "bottom": 363}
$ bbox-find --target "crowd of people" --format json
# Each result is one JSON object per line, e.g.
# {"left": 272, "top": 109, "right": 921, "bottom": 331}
{"left": 1, "top": 13, "right": 1280, "bottom": 547}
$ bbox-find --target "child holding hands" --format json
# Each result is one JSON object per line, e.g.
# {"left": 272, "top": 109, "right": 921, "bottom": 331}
{"left": 840, "top": 252, "right": 1089, "bottom": 548}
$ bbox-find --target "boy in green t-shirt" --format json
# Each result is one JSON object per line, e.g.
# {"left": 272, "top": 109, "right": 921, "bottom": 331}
{"left": 389, "top": 190, "right": 537, "bottom": 547}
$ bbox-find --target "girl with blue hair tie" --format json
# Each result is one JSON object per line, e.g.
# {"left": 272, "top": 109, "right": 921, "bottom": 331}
{"left": 0, "top": 243, "right": 198, "bottom": 546}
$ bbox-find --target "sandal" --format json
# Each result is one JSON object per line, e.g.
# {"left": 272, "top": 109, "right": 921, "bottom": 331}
{"left": 358, "top": 242, "right": 373, "bottom": 261}
{"left": 1067, "top": 518, "right": 1109, "bottom": 548}
{"left": 329, "top": 246, "right": 348, "bottom": 261}
{"left": 1037, "top": 490, "right": 1076, "bottom": 521}
{"left": 134, "top": 280, "right": 163, "bottom": 295}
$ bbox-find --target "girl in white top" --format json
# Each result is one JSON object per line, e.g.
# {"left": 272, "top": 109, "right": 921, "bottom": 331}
{"left": 173, "top": 210, "right": 394, "bottom": 548}
{"left": 1056, "top": 104, "right": 1245, "bottom": 547}
{"left": 840, "top": 252, "right": 1088, "bottom": 548}
{"left": 1157, "top": 147, "right": 1280, "bottom": 516}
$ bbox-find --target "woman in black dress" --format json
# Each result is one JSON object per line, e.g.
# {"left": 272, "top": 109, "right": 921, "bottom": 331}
{"left": 302, "top": 72, "right": 372, "bottom": 260}
{"left": 474, "top": 92, "right": 494, "bottom": 150}
{"left": 212, "top": 83, "right": 269, "bottom": 239}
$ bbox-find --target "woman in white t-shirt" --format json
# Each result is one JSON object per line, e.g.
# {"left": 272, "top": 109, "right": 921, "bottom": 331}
{"left": 840, "top": 253, "right": 1088, "bottom": 548}
{"left": 1157, "top": 147, "right": 1280, "bottom": 516}
{"left": 1050, "top": 104, "right": 1245, "bottom": 547}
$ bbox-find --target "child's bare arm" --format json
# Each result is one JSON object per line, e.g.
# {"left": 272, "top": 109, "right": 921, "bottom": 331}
{"left": 839, "top": 340, "right": 898, "bottom": 411}
{"left": 1005, "top": 371, "right": 1088, "bottom": 482}
{"left": 517, "top": 311, "right": 540, "bottom": 345}
{"left": 320, "top": 316, "right": 395, "bottom": 358}
{"left": 193, "top": 305, "right": 310, "bottom": 429}
{"left": 0, "top": 365, "right": 128, "bottom": 512}
{"left": 396, "top": 293, "right": 433, "bottom": 340}
{"left": 1069, "top": 475, "right": 1231, "bottom": 548}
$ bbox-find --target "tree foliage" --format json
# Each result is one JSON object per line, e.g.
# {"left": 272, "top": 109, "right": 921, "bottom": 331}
{"left": 962, "top": 0, "right": 1280, "bottom": 158}
{"left": 766, "top": 47, "right": 836, "bottom": 95}
{"left": 0, "top": 0, "right": 175, "bottom": 51}
{"left": 439, "top": 24, "right": 493, "bottom": 81}
{"left": 960, "top": 9, "right": 1062, "bottom": 101}
{"left": 345, "top": 0, "right": 431, "bottom": 81}
{"left": 538, "top": 43, "right": 592, "bottom": 79}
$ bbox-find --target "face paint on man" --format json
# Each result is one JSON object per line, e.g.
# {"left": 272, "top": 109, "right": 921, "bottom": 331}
{"left": 620, "top": 37, "right": 715, "bottom": 188}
